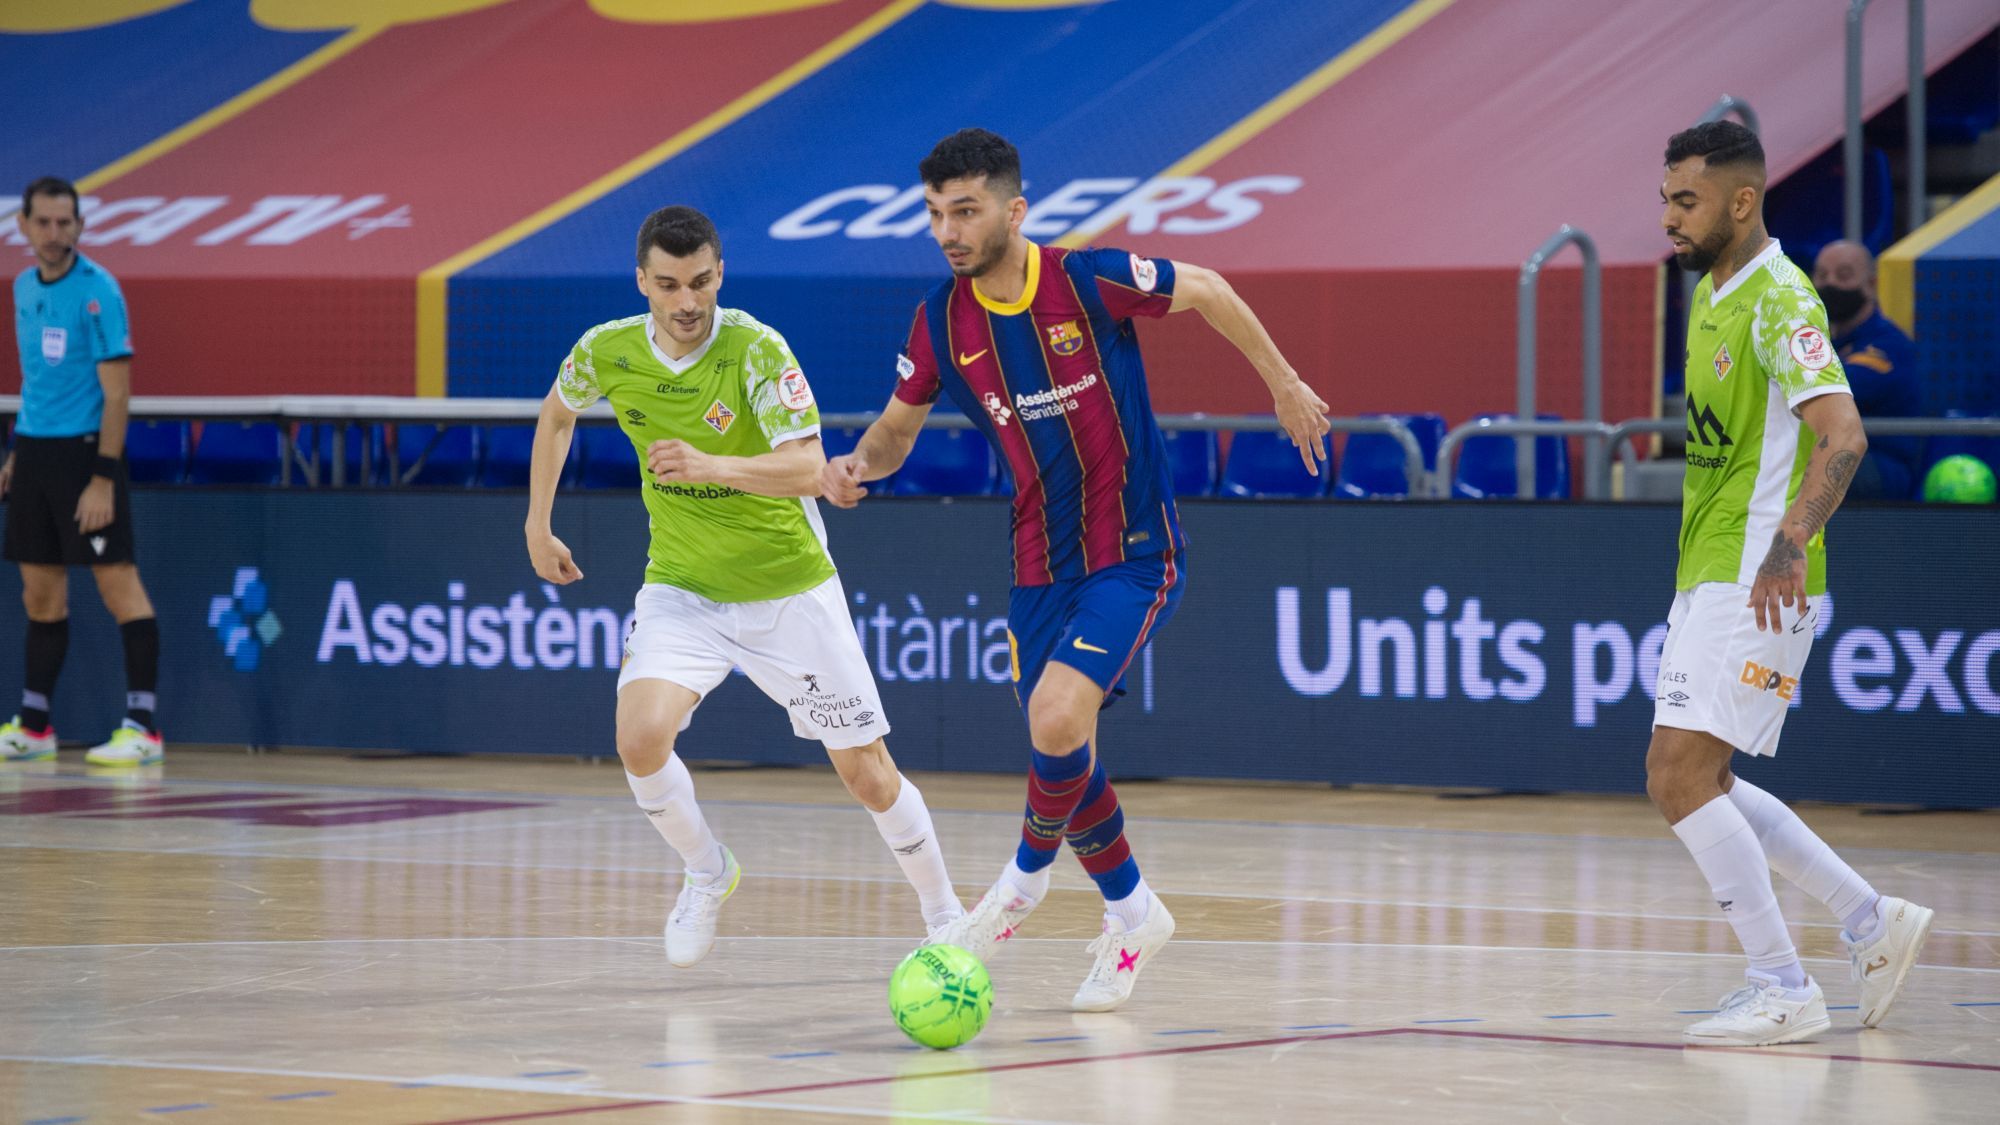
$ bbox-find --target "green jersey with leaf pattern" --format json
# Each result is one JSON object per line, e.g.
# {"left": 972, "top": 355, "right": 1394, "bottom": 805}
{"left": 1678, "top": 240, "right": 1852, "bottom": 595}
{"left": 555, "top": 308, "right": 834, "bottom": 602}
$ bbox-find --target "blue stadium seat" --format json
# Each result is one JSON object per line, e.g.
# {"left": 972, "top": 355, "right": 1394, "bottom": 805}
{"left": 1334, "top": 413, "right": 1445, "bottom": 499}
{"left": 1221, "top": 429, "right": 1333, "bottom": 498}
{"left": 395, "top": 424, "right": 481, "bottom": 487}
{"left": 190, "top": 421, "right": 287, "bottom": 486}
{"left": 578, "top": 426, "right": 641, "bottom": 490}
{"left": 480, "top": 425, "right": 579, "bottom": 489}
{"left": 296, "top": 423, "right": 385, "bottom": 486}
{"left": 1162, "top": 429, "right": 1220, "bottom": 497}
{"left": 125, "top": 420, "right": 191, "bottom": 484}
{"left": 891, "top": 427, "right": 998, "bottom": 496}
{"left": 1452, "top": 413, "right": 1570, "bottom": 499}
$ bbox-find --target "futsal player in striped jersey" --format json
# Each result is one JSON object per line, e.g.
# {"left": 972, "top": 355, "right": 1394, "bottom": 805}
{"left": 823, "top": 129, "right": 1330, "bottom": 1011}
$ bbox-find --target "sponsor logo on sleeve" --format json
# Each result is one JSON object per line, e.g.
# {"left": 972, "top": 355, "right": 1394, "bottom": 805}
{"left": 1130, "top": 254, "right": 1159, "bottom": 293}
{"left": 1788, "top": 325, "right": 1832, "bottom": 372}
{"left": 779, "top": 368, "right": 815, "bottom": 411}
{"left": 897, "top": 353, "right": 916, "bottom": 381}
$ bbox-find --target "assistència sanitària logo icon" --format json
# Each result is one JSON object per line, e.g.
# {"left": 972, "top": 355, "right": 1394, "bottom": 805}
{"left": 209, "top": 567, "right": 282, "bottom": 672}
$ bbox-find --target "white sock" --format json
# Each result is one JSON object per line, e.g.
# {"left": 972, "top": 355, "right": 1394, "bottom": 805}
{"left": 1106, "top": 876, "right": 1153, "bottom": 931}
{"left": 1725, "top": 778, "right": 1880, "bottom": 931}
{"left": 1674, "top": 795, "right": 1806, "bottom": 989}
{"left": 868, "top": 775, "right": 961, "bottom": 927}
{"left": 1001, "top": 857, "right": 1051, "bottom": 904}
{"left": 625, "top": 755, "right": 725, "bottom": 880}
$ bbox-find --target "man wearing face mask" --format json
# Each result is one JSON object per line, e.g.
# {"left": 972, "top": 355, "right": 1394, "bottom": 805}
{"left": 1811, "top": 241, "right": 1921, "bottom": 499}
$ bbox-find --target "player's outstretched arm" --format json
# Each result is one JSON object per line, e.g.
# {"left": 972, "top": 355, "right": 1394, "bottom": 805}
{"left": 1748, "top": 392, "right": 1867, "bottom": 633}
{"left": 819, "top": 396, "right": 930, "bottom": 509}
{"left": 648, "top": 435, "right": 826, "bottom": 498}
{"left": 525, "top": 390, "right": 584, "bottom": 585}
{"left": 1168, "top": 262, "right": 1330, "bottom": 474}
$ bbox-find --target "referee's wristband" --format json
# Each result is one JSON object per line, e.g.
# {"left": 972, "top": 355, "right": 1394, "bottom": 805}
{"left": 92, "top": 455, "right": 121, "bottom": 481}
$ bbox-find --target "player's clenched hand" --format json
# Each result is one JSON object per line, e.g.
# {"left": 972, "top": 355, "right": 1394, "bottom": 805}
{"left": 820, "top": 453, "right": 870, "bottom": 509}
{"left": 648, "top": 439, "right": 715, "bottom": 483}
{"left": 1273, "top": 378, "right": 1332, "bottom": 475}
{"left": 75, "top": 477, "right": 115, "bottom": 534}
{"left": 528, "top": 531, "right": 584, "bottom": 585}
{"left": 1748, "top": 527, "right": 1807, "bottom": 633}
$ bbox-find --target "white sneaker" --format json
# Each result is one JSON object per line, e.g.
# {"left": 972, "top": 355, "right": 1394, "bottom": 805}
{"left": 1844, "top": 897, "right": 1935, "bottom": 1028}
{"left": 665, "top": 847, "right": 739, "bottom": 967}
{"left": 1683, "top": 977, "right": 1830, "bottom": 1046}
{"left": 0, "top": 716, "right": 57, "bottom": 761}
{"left": 84, "top": 721, "right": 162, "bottom": 766}
{"left": 1071, "top": 894, "right": 1175, "bottom": 1013}
{"left": 924, "top": 905, "right": 967, "bottom": 946}
{"left": 926, "top": 880, "right": 1038, "bottom": 963}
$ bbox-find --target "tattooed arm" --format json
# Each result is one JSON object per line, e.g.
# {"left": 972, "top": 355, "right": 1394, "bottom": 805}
{"left": 1749, "top": 392, "right": 1868, "bottom": 632}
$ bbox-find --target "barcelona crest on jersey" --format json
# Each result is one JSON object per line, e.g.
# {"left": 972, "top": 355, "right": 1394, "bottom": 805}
{"left": 1045, "top": 320, "right": 1085, "bottom": 356}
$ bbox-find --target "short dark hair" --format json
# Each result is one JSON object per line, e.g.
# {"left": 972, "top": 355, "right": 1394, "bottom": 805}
{"left": 21, "top": 176, "right": 79, "bottom": 220}
{"left": 1664, "top": 121, "right": 1764, "bottom": 172}
{"left": 919, "top": 128, "right": 1023, "bottom": 198}
{"left": 636, "top": 205, "right": 720, "bottom": 266}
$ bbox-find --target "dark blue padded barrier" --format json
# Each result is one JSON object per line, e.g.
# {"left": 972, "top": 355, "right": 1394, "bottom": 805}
{"left": 13, "top": 494, "right": 1991, "bottom": 805}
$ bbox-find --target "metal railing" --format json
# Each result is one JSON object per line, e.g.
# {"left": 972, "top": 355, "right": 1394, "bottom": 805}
{"left": 819, "top": 411, "right": 1427, "bottom": 497}
{"left": 1846, "top": 0, "right": 1929, "bottom": 241}
{"left": 1516, "top": 225, "right": 1602, "bottom": 497}
{"left": 1434, "top": 417, "right": 1616, "bottom": 500}
{"left": 10, "top": 396, "right": 1992, "bottom": 500}
{"left": 1697, "top": 93, "right": 1760, "bottom": 134}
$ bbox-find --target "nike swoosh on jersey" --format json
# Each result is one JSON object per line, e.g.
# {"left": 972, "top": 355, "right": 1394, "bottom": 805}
{"left": 1072, "top": 638, "right": 1110, "bottom": 654}
{"left": 957, "top": 349, "right": 989, "bottom": 365}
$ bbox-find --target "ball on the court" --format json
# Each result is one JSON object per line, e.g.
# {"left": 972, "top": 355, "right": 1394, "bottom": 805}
{"left": 889, "top": 944, "right": 992, "bottom": 1050}
{"left": 1923, "top": 454, "right": 1996, "bottom": 504}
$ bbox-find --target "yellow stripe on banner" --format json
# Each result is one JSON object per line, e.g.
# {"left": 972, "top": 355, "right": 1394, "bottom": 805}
{"left": 1879, "top": 170, "right": 2000, "bottom": 335}
{"left": 1056, "top": 0, "right": 1456, "bottom": 250}
{"left": 78, "top": 26, "right": 384, "bottom": 192}
{"left": 414, "top": 0, "right": 927, "bottom": 397}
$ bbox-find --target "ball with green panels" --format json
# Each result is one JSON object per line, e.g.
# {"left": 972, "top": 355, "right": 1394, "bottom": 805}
{"left": 1924, "top": 454, "right": 1997, "bottom": 504}
{"left": 889, "top": 944, "right": 992, "bottom": 1049}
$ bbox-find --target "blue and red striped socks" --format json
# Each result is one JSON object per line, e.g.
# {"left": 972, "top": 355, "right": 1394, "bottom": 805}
{"left": 1016, "top": 747, "right": 1091, "bottom": 875}
{"left": 1013, "top": 748, "right": 1148, "bottom": 922}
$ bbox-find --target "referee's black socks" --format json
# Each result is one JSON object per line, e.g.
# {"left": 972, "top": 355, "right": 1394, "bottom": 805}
{"left": 122, "top": 617, "right": 160, "bottom": 734}
{"left": 22, "top": 618, "right": 69, "bottom": 732}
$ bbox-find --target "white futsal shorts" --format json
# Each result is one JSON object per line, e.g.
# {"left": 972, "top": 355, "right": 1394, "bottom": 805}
{"left": 617, "top": 574, "right": 889, "bottom": 750}
{"left": 1653, "top": 581, "right": 1818, "bottom": 757}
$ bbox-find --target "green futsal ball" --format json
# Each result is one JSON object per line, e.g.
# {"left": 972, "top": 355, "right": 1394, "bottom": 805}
{"left": 1923, "top": 454, "right": 1997, "bottom": 504}
{"left": 889, "top": 944, "right": 992, "bottom": 1050}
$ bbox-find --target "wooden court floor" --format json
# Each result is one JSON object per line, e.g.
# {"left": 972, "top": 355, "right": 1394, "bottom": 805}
{"left": 3, "top": 749, "right": 1997, "bottom": 1124}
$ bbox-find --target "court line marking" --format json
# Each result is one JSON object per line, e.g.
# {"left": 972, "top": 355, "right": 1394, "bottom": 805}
{"left": 9, "top": 835, "right": 1996, "bottom": 940}
{"left": 410, "top": 1023, "right": 2000, "bottom": 1124}
{"left": 0, "top": 1054, "right": 1073, "bottom": 1125}
{"left": 19, "top": 768, "right": 1996, "bottom": 859}
{"left": 3, "top": 934, "right": 1996, "bottom": 978}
